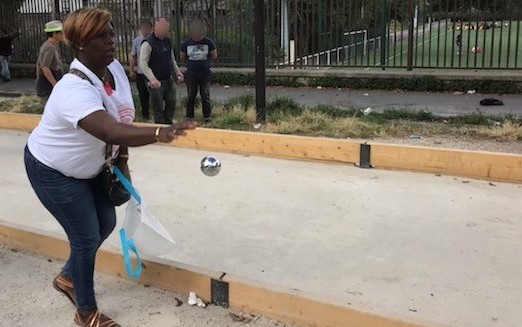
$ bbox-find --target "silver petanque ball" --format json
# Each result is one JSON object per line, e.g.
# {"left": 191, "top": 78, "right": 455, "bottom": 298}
{"left": 200, "top": 156, "right": 221, "bottom": 177}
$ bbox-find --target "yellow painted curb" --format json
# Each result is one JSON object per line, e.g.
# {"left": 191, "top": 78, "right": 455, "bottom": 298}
{"left": 370, "top": 143, "right": 522, "bottom": 183}
{"left": 1, "top": 112, "right": 520, "bottom": 183}
{"left": 0, "top": 112, "right": 41, "bottom": 130}
{"left": 135, "top": 122, "right": 360, "bottom": 164}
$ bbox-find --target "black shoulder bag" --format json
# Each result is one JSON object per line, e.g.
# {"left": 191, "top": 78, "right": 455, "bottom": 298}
{"left": 69, "top": 68, "right": 131, "bottom": 206}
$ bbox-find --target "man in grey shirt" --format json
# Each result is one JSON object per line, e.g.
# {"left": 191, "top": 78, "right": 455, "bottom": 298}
{"left": 129, "top": 20, "right": 153, "bottom": 120}
{"left": 139, "top": 18, "right": 183, "bottom": 124}
{"left": 36, "top": 20, "right": 64, "bottom": 100}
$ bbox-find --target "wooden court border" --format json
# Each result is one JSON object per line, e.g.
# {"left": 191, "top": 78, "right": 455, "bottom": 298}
{"left": 0, "top": 221, "right": 443, "bottom": 327}
{"left": 0, "top": 112, "right": 520, "bottom": 183}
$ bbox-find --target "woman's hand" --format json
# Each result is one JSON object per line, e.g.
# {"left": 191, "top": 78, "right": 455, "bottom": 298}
{"left": 157, "top": 121, "right": 197, "bottom": 143}
{"left": 79, "top": 111, "right": 197, "bottom": 147}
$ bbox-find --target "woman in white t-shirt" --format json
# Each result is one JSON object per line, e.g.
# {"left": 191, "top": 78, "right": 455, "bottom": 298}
{"left": 24, "top": 8, "right": 195, "bottom": 327}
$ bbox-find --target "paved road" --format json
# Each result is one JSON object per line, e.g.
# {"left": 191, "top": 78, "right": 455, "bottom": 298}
{"left": 1, "top": 78, "right": 521, "bottom": 117}
{"left": 2, "top": 129, "right": 522, "bottom": 327}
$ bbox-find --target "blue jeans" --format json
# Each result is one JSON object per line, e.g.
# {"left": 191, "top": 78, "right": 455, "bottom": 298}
{"left": 0, "top": 55, "right": 11, "bottom": 80}
{"left": 24, "top": 146, "right": 116, "bottom": 311}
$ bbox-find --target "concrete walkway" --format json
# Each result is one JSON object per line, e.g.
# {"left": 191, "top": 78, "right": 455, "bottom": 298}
{"left": 1, "top": 128, "right": 522, "bottom": 327}
{"left": 1, "top": 78, "right": 521, "bottom": 117}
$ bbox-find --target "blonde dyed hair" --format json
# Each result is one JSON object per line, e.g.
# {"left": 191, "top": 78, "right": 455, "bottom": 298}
{"left": 63, "top": 8, "right": 111, "bottom": 49}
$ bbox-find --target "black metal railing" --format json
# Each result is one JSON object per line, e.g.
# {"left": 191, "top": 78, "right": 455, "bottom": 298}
{"left": 1, "top": 0, "right": 520, "bottom": 70}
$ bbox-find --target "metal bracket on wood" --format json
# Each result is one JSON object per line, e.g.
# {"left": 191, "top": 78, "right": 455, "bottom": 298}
{"left": 211, "top": 276, "right": 229, "bottom": 308}
{"left": 359, "top": 143, "right": 372, "bottom": 168}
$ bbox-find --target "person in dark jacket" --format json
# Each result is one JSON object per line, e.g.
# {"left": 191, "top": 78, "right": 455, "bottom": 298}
{"left": 456, "top": 34, "right": 462, "bottom": 55}
{"left": 139, "top": 18, "right": 183, "bottom": 124}
{"left": 0, "top": 28, "right": 20, "bottom": 82}
{"left": 129, "top": 19, "right": 153, "bottom": 120}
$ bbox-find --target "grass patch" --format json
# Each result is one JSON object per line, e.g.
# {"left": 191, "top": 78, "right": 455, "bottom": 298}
{"left": 222, "top": 93, "right": 255, "bottom": 111}
{"left": 212, "top": 98, "right": 521, "bottom": 142}
{"left": 1, "top": 94, "right": 520, "bottom": 142}
{"left": 210, "top": 106, "right": 257, "bottom": 131}
{"left": 267, "top": 97, "right": 303, "bottom": 116}
{"left": 0, "top": 95, "right": 44, "bottom": 114}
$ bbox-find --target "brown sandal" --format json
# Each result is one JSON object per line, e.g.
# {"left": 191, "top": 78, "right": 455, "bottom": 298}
{"left": 53, "top": 274, "right": 76, "bottom": 306}
{"left": 74, "top": 309, "right": 120, "bottom": 327}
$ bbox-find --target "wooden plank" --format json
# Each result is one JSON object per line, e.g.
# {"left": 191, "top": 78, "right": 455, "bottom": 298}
{"left": 0, "top": 221, "right": 216, "bottom": 301}
{"left": 95, "top": 253, "right": 214, "bottom": 302}
{"left": 224, "top": 275, "right": 436, "bottom": 327}
{"left": 0, "top": 112, "right": 41, "bottom": 131}
{"left": 134, "top": 123, "right": 361, "bottom": 164}
{"left": 0, "top": 222, "right": 70, "bottom": 259}
{"left": 0, "top": 113, "right": 359, "bottom": 164}
{"left": 1, "top": 112, "right": 521, "bottom": 183}
{"left": 370, "top": 143, "right": 522, "bottom": 183}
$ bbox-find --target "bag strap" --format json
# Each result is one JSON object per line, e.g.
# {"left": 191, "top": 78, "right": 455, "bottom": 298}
{"left": 113, "top": 166, "right": 141, "bottom": 204}
{"left": 104, "top": 144, "right": 112, "bottom": 162}
{"left": 119, "top": 228, "right": 142, "bottom": 278}
{"left": 69, "top": 68, "right": 94, "bottom": 85}
{"left": 114, "top": 167, "right": 142, "bottom": 279}
{"left": 69, "top": 68, "right": 113, "bottom": 161}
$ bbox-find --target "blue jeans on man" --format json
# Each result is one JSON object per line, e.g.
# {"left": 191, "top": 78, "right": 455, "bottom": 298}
{"left": 0, "top": 55, "right": 11, "bottom": 81}
{"left": 24, "top": 146, "right": 116, "bottom": 311}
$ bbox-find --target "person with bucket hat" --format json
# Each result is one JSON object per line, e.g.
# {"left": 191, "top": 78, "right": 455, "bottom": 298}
{"left": 36, "top": 20, "right": 64, "bottom": 100}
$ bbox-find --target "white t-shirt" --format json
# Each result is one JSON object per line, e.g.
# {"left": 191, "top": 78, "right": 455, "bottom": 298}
{"left": 28, "top": 58, "right": 135, "bottom": 179}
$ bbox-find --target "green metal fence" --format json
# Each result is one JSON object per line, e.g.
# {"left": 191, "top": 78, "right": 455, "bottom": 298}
{"left": 1, "top": 0, "right": 521, "bottom": 70}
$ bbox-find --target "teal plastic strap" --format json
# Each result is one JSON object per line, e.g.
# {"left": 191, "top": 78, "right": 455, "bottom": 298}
{"left": 113, "top": 166, "right": 141, "bottom": 204}
{"left": 114, "top": 166, "right": 143, "bottom": 278}
{"left": 119, "top": 228, "right": 142, "bottom": 278}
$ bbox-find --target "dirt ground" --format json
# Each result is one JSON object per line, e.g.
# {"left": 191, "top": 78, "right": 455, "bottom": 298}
{"left": 0, "top": 246, "right": 292, "bottom": 327}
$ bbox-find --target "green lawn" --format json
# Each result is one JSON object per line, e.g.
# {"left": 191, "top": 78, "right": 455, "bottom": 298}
{"left": 350, "top": 21, "right": 522, "bottom": 69}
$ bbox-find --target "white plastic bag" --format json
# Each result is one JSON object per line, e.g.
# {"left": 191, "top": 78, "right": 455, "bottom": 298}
{"left": 123, "top": 199, "right": 176, "bottom": 257}
{"left": 114, "top": 166, "right": 175, "bottom": 278}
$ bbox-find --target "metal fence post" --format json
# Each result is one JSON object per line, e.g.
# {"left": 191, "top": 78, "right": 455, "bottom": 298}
{"left": 53, "top": 0, "right": 60, "bottom": 20}
{"left": 254, "top": 0, "right": 266, "bottom": 124}
{"left": 174, "top": 1, "right": 181, "bottom": 53}
{"left": 380, "top": 0, "right": 388, "bottom": 69}
{"left": 407, "top": 0, "right": 415, "bottom": 70}
{"left": 293, "top": 0, "right": 298, "bottom": 69}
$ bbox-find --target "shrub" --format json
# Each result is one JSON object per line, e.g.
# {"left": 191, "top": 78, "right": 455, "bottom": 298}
{"left": 266, "top": 97, "right": 303, "bottom": 115}
{"left": 212, "top": 72, "right": 255, "bottom": 86}
{"left": 450, "top": 112, "right": 491, "bottom": 126}
{"left": 223, "top": 93, "right": 255, "bottom": 111}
